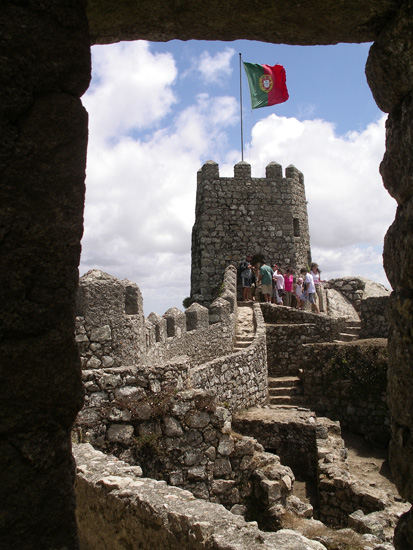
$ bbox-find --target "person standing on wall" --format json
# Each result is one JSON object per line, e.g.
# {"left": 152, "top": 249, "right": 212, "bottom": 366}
{"left": 295, "top": 276, "right": 305, "bottom": 309}
{"left": 310, "top": 262, "right": 324, "bottom": 312}
{"left": 271, "top": 264, "right": 278, "bottom": 303}
{"left": 283, "top": 267, "right": 294, "bottom": 307}
{"left": 301, "top": 267, "right": 319, "bottom": 314}
{"left": 274, "top": 268, "right": 285, "bottom": 305}
{"left": 259, "top": 260, "right": 274, "bottom": 304}
{"left": 239, "top": 254, "right": 253, "bottom": 301}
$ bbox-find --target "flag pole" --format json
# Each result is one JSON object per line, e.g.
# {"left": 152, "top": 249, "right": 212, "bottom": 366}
{"left": 239, "top": 53, "right": 244, "bottom": 162}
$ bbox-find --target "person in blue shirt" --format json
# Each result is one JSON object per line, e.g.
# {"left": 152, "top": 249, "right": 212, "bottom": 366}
{"left": 259, "top": 260, "right": 274, "bottom": 303}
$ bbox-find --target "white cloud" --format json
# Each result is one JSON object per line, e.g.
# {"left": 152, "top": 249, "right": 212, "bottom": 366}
{"left": 82, "top": 41, "right": 177, "bottom": 140}
{"left": 185, "top": 47, "right": 236, "bottom": 84}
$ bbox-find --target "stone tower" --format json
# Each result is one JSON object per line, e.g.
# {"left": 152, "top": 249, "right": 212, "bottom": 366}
{"left": 191, "top": 160, "right": 311, "bottom": 305}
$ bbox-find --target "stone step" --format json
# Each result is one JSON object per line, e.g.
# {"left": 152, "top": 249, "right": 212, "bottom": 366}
{"left": 268, "top": 376, "right": 301, "bottom": 388}
{"left": 235, "top": 335, "right": 254, "bottom": 343}
{"left": 343, "top": 326, "right": 361, "bottom": 335}
{"left": 269, "top": 395, "right": 307, "bottom": 405}
{"left": 337, "top": 332, "right": 359, "bottom": 342}
{"left": 268, "top": 386, "right": 303, "bottom": 396}
{"left": 234, "top": 341, "right": 253, "bottom": 349}
{"left": 345, "top": 320, "right": 361, "bottom": 327}
{"left": 269, "top": 403, "right": 312, "bottom": 411}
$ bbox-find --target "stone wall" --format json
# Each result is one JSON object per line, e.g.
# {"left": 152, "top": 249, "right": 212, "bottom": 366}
{"left": 261, "top": 304, "right": 389, "bottom": 445}
{"left": 316, "top": 418, "right": 388, "bottom": 527}
{"left": 0, "top": 3, "right": 90, "bottom": 548}
{"left": 76, "top": 265, "right": 237, "bottom": 369}
{"left": 301, "top": 340, "right": 389, "bottom": 446}
{"left": 359, "top": 296, "right": 389, "bottom": 339}
{"left": 232, "top": 408, "right": 319, "bottom": 482}
{"left": 191, "top": 161, "right": 311, "bottom": 306}
{"left": 75, "top": 300, "right": 270, "bottom": 519}
{"left": 75, "top": 387, "right": 295, "bottom": 531}
{"left": 76, "top": 304, "right": 268, "bottom": 443}
{"left": 367, "top": 1, "right": 413, "bottom": 533}
{"left": 74, "top": 443, "right": 326, "bottom": 550}
{"left": 233, "top": 410, "right": 390, "bottom": 529}
{"left": 261, "top": 304, "right": 343, "bottom": 376}
{"left": 188, "top": 303, "right": 268, "bottom": 412}
{"left": 326, "top": 277, "right": 390, "bottom": 314}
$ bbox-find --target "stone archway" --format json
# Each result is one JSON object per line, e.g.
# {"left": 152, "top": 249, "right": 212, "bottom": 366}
{"left": 1, "top": 1, "right": 412, "bottom": 548}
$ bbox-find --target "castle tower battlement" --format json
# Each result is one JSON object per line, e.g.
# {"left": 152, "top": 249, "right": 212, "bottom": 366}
{"left": 191, "top": 161, "right": 312, "bottom": 305}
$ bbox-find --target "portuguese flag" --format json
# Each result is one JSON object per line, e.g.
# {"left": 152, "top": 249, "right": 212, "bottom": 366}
{"left": 243, "top": 62, "right": 289, "bottom": 109}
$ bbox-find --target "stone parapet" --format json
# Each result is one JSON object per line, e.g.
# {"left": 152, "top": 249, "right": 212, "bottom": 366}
{"left": 189, "top": 303, "right": 268, "bottom": 411}
{"left": 75, "top": 385, "right": 294, "bottom": 531}
{"left": 74, "top": 443, "right": 326, "bottom": 550}
{"left": 359, "top": 296, "right": 389, "bottom": 339}
{"left": 301, "top": 340, "right": 389, "bottom": 446}
{"left": 316, "top": 417, "right": 388, "bottom": 527}
{"left": 232, "top": 408, "right": 319, "bottom": 481}
{"left": 261, "top": 304, "right": 342, "bottom": 377}
{"left": 76, "top": 265, "right": 238, "bottom": 369}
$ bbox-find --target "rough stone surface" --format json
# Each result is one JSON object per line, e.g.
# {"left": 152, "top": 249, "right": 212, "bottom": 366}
{"left": 359, "top": 296, "right": 390, "bottom": 339}
{"left": 300, "top": 340, "right": 390, "bottom": 446}
{"left": 74, "top": 443, "right": 326, "bottom": 549}
{"left": 233, "top": 407, "right": 319, "bottom": 481}
{"left": 366, "top": 1, "right": 413, "bottom": 114}
{"left": 326, "top": 277, "right": 390, "bottom": 313}
{"left": 0, "top": 2, "right": 90, "bottom": 548}
{"left": 86, "top": 1, "right": 403, "bottom": 45}
{"left": 75, "top": 386, "right": 298, "bottom": 534}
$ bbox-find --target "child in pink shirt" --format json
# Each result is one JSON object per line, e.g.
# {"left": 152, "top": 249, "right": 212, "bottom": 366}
{"left": 283, "top": 267, "right": 294, "bottom": 307}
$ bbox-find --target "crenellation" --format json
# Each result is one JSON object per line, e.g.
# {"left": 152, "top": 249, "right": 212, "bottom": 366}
{"left": 208, "top": 297, "right": 231, "bottom": 325}
{"left": 147, "top": 311, "right": 166, "bottom": 343}
{"left": 266, "top": 161, "right": 283, "bottom": 179}
{"left": 163, "top": 307, "right": 187, "bottom": 338}
{"left": 234, "top": 160, "right": 252, "bottom": 179}
{"left": 76, "top": 265, "right": 238, "bottom": 369}
{"left": 185, "top": 302, "right": 209, "bottom": 331}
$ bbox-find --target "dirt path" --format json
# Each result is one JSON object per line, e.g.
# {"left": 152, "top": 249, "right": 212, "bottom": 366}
{"left": 341, "top": 431, "right": 399, "bottom": 497}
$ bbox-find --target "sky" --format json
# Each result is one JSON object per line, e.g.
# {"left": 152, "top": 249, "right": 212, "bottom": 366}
{"left": 80, "top": 39, "right": 396, "bottom": 316}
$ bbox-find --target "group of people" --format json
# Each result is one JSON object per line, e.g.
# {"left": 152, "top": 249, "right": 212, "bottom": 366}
{"left": 239, "top": 254, "right": 324, "bottom": 313}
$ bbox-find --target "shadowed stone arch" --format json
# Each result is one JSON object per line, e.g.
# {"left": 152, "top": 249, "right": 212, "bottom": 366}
{"left": 1, "top": 1, "right": 412, "bottom": 548}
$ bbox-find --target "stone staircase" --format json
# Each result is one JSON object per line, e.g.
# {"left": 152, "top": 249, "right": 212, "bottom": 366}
{"left": 233, "top": 303, "right": 255, "bottom": 352}
{"left": 268, "top": 375, "right": 306, "bottom": 407}
{"left": 336, "top": 319, "right": 361, "bottom": 343}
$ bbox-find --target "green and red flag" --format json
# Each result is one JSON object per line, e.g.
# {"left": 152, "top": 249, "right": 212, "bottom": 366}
{"left": 243, "top": 62, "right": 289, "bottom": 109}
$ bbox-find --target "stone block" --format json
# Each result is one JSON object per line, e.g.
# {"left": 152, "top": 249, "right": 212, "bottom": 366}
{"left": 162, "top": 417, "right": 184, "bottom": 437}
{"left": 90, "top": 325, "right": 112, "bottom": 342}
{"left": 106, "top": 424, "right": 134, "bottom": 444}
{"left": 213, "top": 457, "right": 232, "bottom": 477}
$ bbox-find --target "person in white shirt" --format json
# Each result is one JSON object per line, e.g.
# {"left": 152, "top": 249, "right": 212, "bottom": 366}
{"left": 295, "top": 277, "right": 305, "bottom": 309}
{"left": 300, "top": 268, "right": 319, "bottom": 313}
{"left": 274, "top": 268, "right": 285, "bottom": 305}
{"left": 311, "top": 262, "right": 324, "bottom": 312}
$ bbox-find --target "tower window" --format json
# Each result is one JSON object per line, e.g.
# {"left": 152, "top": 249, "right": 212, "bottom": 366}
{"left": 293, "top": 218, "right": 300, "bottom": 237}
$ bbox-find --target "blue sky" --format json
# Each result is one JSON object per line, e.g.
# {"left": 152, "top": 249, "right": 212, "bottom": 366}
{"left": 80, "top": 39, "right": 396, "bottom": 315}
